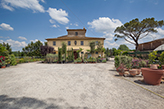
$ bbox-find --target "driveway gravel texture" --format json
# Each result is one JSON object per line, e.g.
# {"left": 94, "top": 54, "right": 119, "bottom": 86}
{"left": 0, "top": 59, "right": 164, "bottom": 109}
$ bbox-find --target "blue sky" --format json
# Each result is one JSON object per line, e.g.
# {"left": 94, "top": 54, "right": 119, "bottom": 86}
{"left": 0, "top": 0, "right": 164, "bottom": 51}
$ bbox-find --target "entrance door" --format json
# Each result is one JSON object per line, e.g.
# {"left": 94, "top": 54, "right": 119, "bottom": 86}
{"left": 73, "top": 51, "right": 78, "bottom": 60}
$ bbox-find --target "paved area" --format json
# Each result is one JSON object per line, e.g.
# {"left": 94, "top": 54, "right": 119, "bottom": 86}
{"left": 0, "top": 59, "right": 164, "bottom": 109}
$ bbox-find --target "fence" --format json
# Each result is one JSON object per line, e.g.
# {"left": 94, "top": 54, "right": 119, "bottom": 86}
{"left": 127, "top": 50, "right": 164, "bottom": 59}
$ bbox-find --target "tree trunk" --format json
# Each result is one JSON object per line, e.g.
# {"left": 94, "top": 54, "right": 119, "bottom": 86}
{"left": 135, "top": 42, "right": 139, "bottom": 52}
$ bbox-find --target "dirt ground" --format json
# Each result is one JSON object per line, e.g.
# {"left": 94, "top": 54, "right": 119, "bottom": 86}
{"left": 0, "top": 59, "right": 164, "bottom": 109}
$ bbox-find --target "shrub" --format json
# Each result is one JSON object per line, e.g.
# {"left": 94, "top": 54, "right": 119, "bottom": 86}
{"left": 5, "top": 55, "right": 11, "bottom": 65}
{"left": 10, "top": 54, "right": 17, "bottom": 66}
{"left": 75, "top": 57, "right": 82, "bottom": 62}
{"left": 19, "top": 58, "right": 24, "bottom": 63}
{"left": 102, "top": 60, "right": 106, "bottom": 63}
{"left": 46, "top": 53, "right": 58, "bottom": 63}
{"left": 114, "top": 56, "right": 132, "bottom": 69}
{"left": 0, "top": 56, "right": 6, "bottom": 66}
{"left": 158, "top": 51, "right": 164, "bottom": 65}
{"left": 148, "top": 51, "right": 157, "bottom": 64}
{"left": 117, "top": 64, "right": 125, "bottom": 73}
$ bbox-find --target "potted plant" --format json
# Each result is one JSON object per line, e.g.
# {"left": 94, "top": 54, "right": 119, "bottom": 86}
{"left": 5, "top": 55, "right": 11, "bottom": 67}
{"left": 148, "top": 51, "right": 159, "bottom": 69}
{"left": 0, "top": 56, "right": 6, "bottom": 68}
{"left": 117, "top": 64, "right": 125, "bottom": 76}
{"left": 158, "top": 51, "right": 164, "bottom": 69}
{"left": 141, "top": 68, "right": 164, "bottom": 85}
{"left": 102, "top": 60, "right": 106, "bottom": 63}
{"left": 129, "top": 58, "right": 141, "bottom": 76}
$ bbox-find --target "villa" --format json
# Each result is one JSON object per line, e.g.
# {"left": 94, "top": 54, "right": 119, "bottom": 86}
{"left": 46, "top": 28, "right": 105, "bottom": 59}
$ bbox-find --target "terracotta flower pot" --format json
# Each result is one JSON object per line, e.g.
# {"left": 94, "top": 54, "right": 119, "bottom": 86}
{"left": 162, "top": 65, "right": 164, "bottom": 69}
{"left": 141, "top": 68, "right": 164, "bottom": 85}
{"left": 129, "top": 69, "right": 138, "bottom": 76}
{"left": 150, "top": 64, "right": 159, "bottom": 69}
{"left": 0, "top": 66, "right": 6, "bottom": 68}
{"left": 119, "top": 72, "right": 124, "bottom": 76}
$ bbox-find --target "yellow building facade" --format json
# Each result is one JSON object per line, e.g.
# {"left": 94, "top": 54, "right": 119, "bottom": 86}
{"left": 46, "top": 28, "right": 105, "bottom": 59}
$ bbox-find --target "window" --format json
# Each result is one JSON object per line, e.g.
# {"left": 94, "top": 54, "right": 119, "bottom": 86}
{"left": 54, "top": 52, "right": 56, "bottom": 54}
{"left": 81, "top": 41, "right": 84, "bottom": 45}
{"left": 53, "top": 41, "right": 56, "bottom": 46}
{"left": 74, "top": 40, "right": 77, "bottom": 45}
{"left": 68, "top": 41, "right": 71, "bottom": 45}
{"left": 95, "top": 41, "right": 98, "bottom": 45}
{"left": 81, "top": 52, "right": 84, "bottom": 54}
{"left": 96, "top": 52, "right": 98, "bottom": 54}
{"left": 75, "top": 32, "right": 78, "bottom": 36}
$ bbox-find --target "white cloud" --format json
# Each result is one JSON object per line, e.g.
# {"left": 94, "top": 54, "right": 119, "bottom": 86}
{"left": 1, "top": 39, "right": 27, "bottom": 51}
{"left": 47, "top": 7, "right": 69, "bottom": 25}
{"left": 66, "top": 27, "right": 69, "bottom": 29}
{"left": 49, "top": 19, "right": 55, "bottom": 24}
{"left": 0, "top": 23, "right": 14, "bottom": 31}
{"left": 88, "top": 17, "right": 123, "bottom": 48}
{"left": 1, "top": 0, "right": 45, "bottom": 13}
{"left": 52, "top": 25, "right": 59, "bottom": 28}
{"left": 18, "top": 36, "right": 27, "bottom": 40}
{"left": 88, "top": 17, "right": 122, "bottom": 33}
{"left": 74, "top": 23, "right": 78, "bottom": 26}
{"left": 0, "top": 36, "right": 10, "bottom": 39}
{"left": 70, "top": 23, "right": 72, "bottom": 25}
{"left": 30, "top": 39, "right": 38, "bottom": 42}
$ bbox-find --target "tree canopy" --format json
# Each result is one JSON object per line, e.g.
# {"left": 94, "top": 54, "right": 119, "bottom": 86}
{"left": 22, "top": 40, "right": 43, "bottom": 56}
{"left": 118, "top": 44, "right": 129, "bottom": 51}
{"left": 114, "top": 17, "right": 164, "bottom": 51}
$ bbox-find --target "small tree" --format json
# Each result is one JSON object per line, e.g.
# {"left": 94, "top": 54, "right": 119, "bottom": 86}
{"left": 40, "top": 46, "right": 54, "bottom": 56}
{"left": 89, "top": 41, "right": 95, "bottom": 57}
{"left": 62, "top": 42, "right": 67, "bottom": 61}
{"left": 114, "top": 18, "right": 164, "bottom": 51}
{"left": 118, "top": 44, "right": 129, "bottom": 51}
{"left": 58, "top": 47, "right": 62, "bottom": 62}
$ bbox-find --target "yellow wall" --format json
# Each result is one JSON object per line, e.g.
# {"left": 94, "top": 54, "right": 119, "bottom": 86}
{"left": 47, "top": 39, "right": 104, "bottom": 57}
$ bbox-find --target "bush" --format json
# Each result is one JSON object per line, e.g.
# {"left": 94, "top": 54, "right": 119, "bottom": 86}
{"left": 114, "top": 56, "right": 132, "bottom": 69}
{"left": 87, "top": 57, "right": 96, "bottom": 63}
{"left": 0, "top": 56, "right": 6, "bottom": 66}
{"left": 148, "top": 51, "right": 157, "bottom": 64}
{"left": 158, "top": 51, "right": 164, "bottom": 65}
{"left": 74, "top": 57, "right": 82, "bottom": 63}
{"left": 45, "top": 53, "right": 58, "bottom": 63}
{"left": 102, "top": 60, "right": 106, "bottom": 63}
{"left": 10, "top": 54, "right": 17, "bottom": 66}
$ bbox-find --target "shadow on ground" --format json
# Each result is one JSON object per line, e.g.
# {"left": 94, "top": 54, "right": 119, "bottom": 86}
{"left": 0, "top": 95, "right": 88, "bottom": 109}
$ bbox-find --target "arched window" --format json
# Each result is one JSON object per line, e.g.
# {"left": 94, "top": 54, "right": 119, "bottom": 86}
{"left": 74, "top": 40, "right": 77, "bottom": 45}
{"left": 75, "top": 32, "right": 78, "bottom": 36}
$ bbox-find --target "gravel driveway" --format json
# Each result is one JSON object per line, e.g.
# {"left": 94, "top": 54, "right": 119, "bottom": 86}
{"left": 0, "top": 59, "right": 164, "bottom": 109}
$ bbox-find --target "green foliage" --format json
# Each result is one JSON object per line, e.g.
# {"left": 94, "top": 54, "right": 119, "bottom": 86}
{"left": 22, "top": 40, "right": 43, "bottom": 56}
{"left": 10, "top": 54, "right": 17, "bottom": 66}
{"left": 122, "top": 51, "right": 128, "bottom": 55}
{"left": 0, "top": 43, "right": 9, "bottom": 56}
{"left": 114, "top": 56, "right": 132, "bottom": 69}
{"left": 74, "top": 57, "right": 82, "bottom": 62}
{"left": 102, "top": 60, "right": 106, "bottom": 63}
{"left": 58, "top": 48, "right": 62, "bottom": 62}
{"left": 2, "top": 42, "right": 12, "bottom": 54}
{"left": 158, "top": 51, "right": 164, "bottom": 65}
{"left": 45, "top": 53, "right": 58, "bottom": 63}
{"left": 0, "top": 57, "right": 6, "bottom": 66}
{"left": 148, "top": 51, "right": 157, "bottom": 64}
{"left": 105, "top": 48, "right": 110, "bottom": 57}
{"left": 114, "top": 49, "right": 122, "bottom": 56}
{"left": 118, "top": 44, "right": 129, "bottom": 51}
{"left": 87, "top": 57, "right": 96, "bottom": 63}
{"left": 89, "top": 41, "right": 95, "bottom": 53}
{"left": 5, "top": 55, "right": 11, "bottom": 64}
{"left": 114, "top": 18, "right": 164, "bottom": 50}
